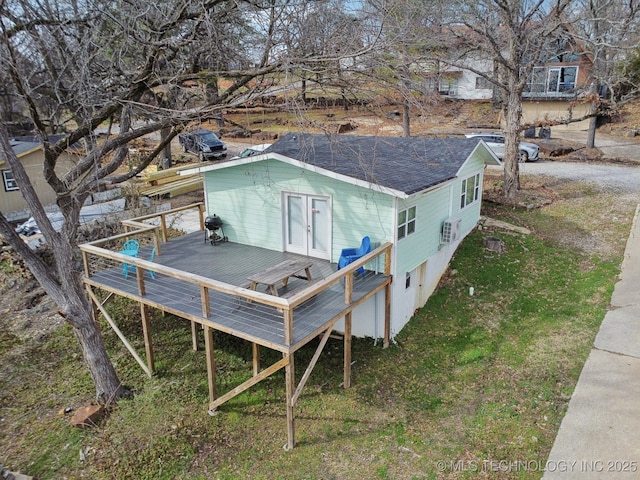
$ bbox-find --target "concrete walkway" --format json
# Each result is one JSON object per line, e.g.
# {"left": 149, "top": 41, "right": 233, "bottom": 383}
{"left": 543, "top": 205, "right": 640, "bottom": 478}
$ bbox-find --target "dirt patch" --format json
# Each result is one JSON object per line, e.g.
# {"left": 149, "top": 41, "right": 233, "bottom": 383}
{"left": 0, "top": 242, "right": 63, "bottom": 343}
{"left": 481, "top": 169, "right": 637, "bottom": 259}
{"left": 482, "top": 172, "right": 558, "bottom": 209}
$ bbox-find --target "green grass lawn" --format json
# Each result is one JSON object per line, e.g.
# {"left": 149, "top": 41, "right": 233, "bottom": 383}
{"left": 0, "top": 178, "right": 635, "bottom": 479}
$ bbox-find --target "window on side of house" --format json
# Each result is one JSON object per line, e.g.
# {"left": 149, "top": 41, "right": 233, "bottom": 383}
{"left": 460, "top": 173, "right": 480, "bottom": 209}
{"left": 475, "top": 75, "right": 493, "bottom": 90}
{"left": 439, "top": 77, "right": 458, "bottom": 96}
{"left": 2, "top": 169, "right": 18, "bottom": 192}
{"left": 524, "top": 67, "right": 546, "bottom": 93}
{"left": 397, "top": 205, "right": 416, "bottom": 240}
{"left": 554, "top": 66, "right": 577, "bottom": 92}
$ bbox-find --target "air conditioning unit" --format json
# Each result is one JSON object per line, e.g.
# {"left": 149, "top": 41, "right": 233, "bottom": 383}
{"left": 441, "top": 218, "right": 462, "bottom": 244}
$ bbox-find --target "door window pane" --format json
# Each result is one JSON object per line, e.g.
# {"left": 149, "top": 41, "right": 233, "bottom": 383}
{"left": 287, "top": 196, "right": 304, "bottom": 247}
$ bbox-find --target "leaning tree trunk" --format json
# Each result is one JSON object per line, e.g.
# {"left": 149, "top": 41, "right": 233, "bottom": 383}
{"left": 0, "top": 195, "right": 125, "bottom": 405}
{"left": 52, "top": 220, "right": 126, "bottom": 404}
{"left": 502, "top": 89, "right": 523, "bottom": 198}
{"left": 64, "top": 273, "right": 126, "bottom": 405}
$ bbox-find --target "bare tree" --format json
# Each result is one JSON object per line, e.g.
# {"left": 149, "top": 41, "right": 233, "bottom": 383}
{"left": 0, "top": 0, "right": 285, "bottom": 404}
{"left": 565, "top": 0, "right": 640, "bottom": 148}
{"left": 426, "top": 0, "right": 573, "bottom": 197}
{"left": 277, "top": 0, "right": 374, "bottom": 113}
{"left": 360, "top": 0, "right": 446, "bottom": 137}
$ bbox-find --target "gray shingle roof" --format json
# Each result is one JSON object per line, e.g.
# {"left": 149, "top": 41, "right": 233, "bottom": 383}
{"left": 264, "top": 133, "right": 483, "bottom": 195}
{"left": 8, "top": 135, "right": 69, "bottom": 156}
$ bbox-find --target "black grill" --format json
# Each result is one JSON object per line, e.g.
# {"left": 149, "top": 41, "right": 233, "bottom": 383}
{"left": 204, "top": 214, "right": 228, "bottom": 245}
{"left": 205, "top": 215, "right": 223, "bottom": 230}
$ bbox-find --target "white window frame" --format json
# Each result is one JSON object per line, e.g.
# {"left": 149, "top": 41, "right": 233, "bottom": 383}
{"left": 2, "top": 170, "right": 18, "bottom": 192}
{"left": 547, "top": 66, "right": 578, "bottom": 93}
{"left": 397, "top": 205, "right": 416, "bottom": 240}
{"left": 460, "top": 173, "right": 480, "bottom": 209}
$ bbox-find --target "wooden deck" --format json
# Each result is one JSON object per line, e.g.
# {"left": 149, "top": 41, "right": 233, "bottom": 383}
{"left": 79, "top": 203, "right": 392, "bottom": 450}
{"left": 85, "top": 231, "right": 389, "bottom": 351}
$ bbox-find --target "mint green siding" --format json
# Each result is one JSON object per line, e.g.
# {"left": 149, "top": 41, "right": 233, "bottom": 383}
{"left": 395, "top": 184, "right": 453, "bottom": 275}
{"left": 204, "top": 160, "right": 394, "bottom": 261}
{"left": 394, "top": 154, "right": 485, "bottom": 276}
{"left": 455, "top": 154, "right": 485, "bottom": 231}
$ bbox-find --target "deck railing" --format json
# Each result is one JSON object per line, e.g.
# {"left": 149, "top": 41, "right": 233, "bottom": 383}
{"left": 79, "top": 203, "right": 392, "bottom": 350}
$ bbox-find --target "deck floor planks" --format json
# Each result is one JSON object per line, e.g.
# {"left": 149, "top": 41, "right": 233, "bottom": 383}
{"left": 86, "top": 231, "right": 389, "bottom": 350}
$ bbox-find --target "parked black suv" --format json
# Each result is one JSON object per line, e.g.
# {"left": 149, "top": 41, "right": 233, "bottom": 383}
{"left": 178, "top": 129, "right": 227, "bottom": 160}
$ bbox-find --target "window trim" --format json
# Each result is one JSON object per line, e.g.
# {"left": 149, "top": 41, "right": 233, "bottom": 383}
{"left": 524, "top": 66, "right": 578, "bottom": 94}
{"left": 397, "top": 205, "right": 416, "bottom": 240}
{"left": 2, "top": 169, "right": 18, "bottom": 192}
{"left": 460, "top": 173, "right": 480, "bottom": 210}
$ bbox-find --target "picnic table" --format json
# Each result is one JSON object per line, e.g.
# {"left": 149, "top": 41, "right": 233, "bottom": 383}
{"left": 246, "top": 258, "right": 313, "bottom": 296}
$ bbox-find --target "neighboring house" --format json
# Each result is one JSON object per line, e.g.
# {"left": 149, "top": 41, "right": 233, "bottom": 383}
{"left": 424, "top": 57, "right": 495, "bottom": 101}
{"left": 520, "top": 37, "right": 594, "bottom": 129}
{"left": 184, "top": 133, "right": 500, "bottom": 338}
{"left": 432, "top": 29, "right": 594, "bottom": 129}
{"left": 0, "top": 136, "right": 80, "bottom": 221}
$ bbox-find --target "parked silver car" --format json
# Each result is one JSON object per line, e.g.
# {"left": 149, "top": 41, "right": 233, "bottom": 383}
{"left": 465, "top": 133, "right": 539, "bottom": 162}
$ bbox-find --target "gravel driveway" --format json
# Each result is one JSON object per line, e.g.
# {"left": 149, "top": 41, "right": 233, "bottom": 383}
{"left": 488, "top": 129, "right": 640, "bottom": 194}
{"left": 504, "top": 161, "right": 640, "bottom": 193}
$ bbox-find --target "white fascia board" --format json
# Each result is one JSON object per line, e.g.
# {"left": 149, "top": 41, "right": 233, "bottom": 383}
{"left": 178, "top": 152, "right": 282, "bottom": 176}
{"left": 455, "top": 142, "right": 501, "bottom": 177}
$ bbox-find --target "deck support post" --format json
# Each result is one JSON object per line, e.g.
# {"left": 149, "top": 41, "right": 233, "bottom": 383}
{"left": 204, "top": 325, "right": 217, "bottom": 410}
{"left": 284, "top": 352, "right": 295, "bottom": 451}
{"left": 344, "top": 312, "right": 352, "bottom": 388}
{"left": 344, "top": 274, "right": 353, "bottom": 304}
{"left": 384, "top": 282, "right": 391, "bottom": 348}
{"left": 195, "top": 286, "right": 211, "bottom": 351}
{"left": 191, "top": 322, "right": 199, "bottom": 351}
{"left": 160, "top": 214, "right": 168, "bottom": 242}
{"left": 140, "top": 303, "right": 155, "bottom": 374}
{"left": 252, "top": 343, "right": 260, "bottom": 376}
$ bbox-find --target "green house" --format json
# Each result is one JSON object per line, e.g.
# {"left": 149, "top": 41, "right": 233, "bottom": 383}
{"left": 185, "top": 133, "right": 500, "bottom": 338}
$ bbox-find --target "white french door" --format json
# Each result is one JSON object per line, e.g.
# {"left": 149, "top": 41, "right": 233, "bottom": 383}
{"left": 283, "top": 193, "right": 331, "bottom": 260}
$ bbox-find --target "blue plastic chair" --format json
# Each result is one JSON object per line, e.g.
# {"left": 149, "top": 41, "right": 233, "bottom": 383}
{"left": 338, "top": 236, "right": 371, "bottom": 277}
{"left": 123, "top": 246, "right": 156, "bottom": 279}
{"left": 122, "top": 239, "right": 140, "bottom": 253}
{"left": 121, "top": 240, "right": 140, "bottom": 278}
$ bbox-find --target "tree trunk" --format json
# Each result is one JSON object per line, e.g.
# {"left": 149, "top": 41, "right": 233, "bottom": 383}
{"left": 502, "top": 89, "right": 523, "bottom": 198}
{"left": 586, "top": 114, "right": 597, "bottom": 149}
{"left": 51, "top": 217, "right": 126, "bottom": 405}
{"left": 71, "top": 294, "right": 126, "bottom": 405}
{"left": 0, "top": 136, "right": 126, "bottom": 405}
{"left": 301, "top": 77, "right": 307, "bottom": 104}
{"left": 403, "top": 102, "right": 410, "bottom": 137}
{"left": 161, "top": 127, "right": 172, "bottom": 167}
{"left": 586, "top": 80, "right": 599, "bottom": 149}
